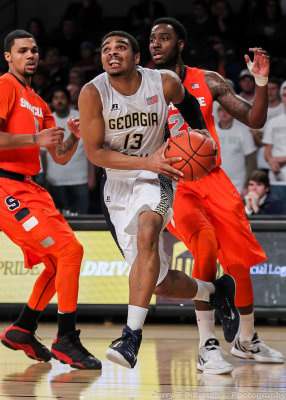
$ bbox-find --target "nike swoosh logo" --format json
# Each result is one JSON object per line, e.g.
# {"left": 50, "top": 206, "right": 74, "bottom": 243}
{"left": 225, "top": 298, "right": 236, "bottom": 320}
{"left": 199, "top": 355, "right": 207, "bottom": 365}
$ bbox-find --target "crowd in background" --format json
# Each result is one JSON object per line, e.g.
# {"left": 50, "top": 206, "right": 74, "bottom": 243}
{"left": 2, "top": 0, "right": 286, "bottom": 215}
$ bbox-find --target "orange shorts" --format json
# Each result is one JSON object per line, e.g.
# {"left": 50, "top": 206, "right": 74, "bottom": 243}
{"left": 0, "top": 177, "right": 75, "bottom": 268}
{"left": 167, "top": 167, "right": 267, "bottom": 269}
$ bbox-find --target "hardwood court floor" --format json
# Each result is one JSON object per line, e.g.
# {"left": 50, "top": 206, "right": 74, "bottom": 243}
{"left": 0, "top": 322, "right": 285, "bottom": 399}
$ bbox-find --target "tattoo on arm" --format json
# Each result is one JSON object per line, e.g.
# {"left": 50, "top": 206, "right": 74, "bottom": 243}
{"left": 56, "top": 133, "right": 78, "bottom": 156}
{"left": 205, "top": 71, "right": 251, "bottom": 123}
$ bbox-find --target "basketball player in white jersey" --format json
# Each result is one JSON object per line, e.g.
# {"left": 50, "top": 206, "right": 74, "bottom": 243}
{"left": 79, "top": 31, "right": 240, "bottom": 369}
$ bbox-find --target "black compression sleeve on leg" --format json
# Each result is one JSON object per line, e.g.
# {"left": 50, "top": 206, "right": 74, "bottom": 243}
{"left": 174, "top": 87, "right": 207, "bottom": 130}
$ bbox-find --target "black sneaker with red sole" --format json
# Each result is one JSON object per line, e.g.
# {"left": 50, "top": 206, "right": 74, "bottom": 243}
{"left": 51, "top": 329, "right": 102, "bottom": 370}
{"left": 1, "top": 324, "right": 51, "bottom": 361}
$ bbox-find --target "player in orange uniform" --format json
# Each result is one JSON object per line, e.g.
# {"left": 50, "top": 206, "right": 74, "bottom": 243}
{"left": 0, "top": 29, "right": 101, "bottom": 370}
{"left": 150, "top": 18, "right": 285, "bottom": 373}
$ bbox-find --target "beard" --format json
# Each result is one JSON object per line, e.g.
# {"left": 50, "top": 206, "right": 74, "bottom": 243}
{"left": 109, "top": 71, "right": 121, "bottom": 77}
{"left": 23, "top": 69, "right": 36, "bottom": 77}
{"left": 154, "top": 44, "right": 180, "bottom": 69}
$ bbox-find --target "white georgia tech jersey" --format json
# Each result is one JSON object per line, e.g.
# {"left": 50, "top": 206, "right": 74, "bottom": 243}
{"left": 91, "top": 66, "right": 169, "bottom": 173}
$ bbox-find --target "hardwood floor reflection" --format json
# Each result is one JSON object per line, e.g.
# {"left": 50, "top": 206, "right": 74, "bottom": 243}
{"left": 0, "top": 323, "right": 285, "bottom": 399}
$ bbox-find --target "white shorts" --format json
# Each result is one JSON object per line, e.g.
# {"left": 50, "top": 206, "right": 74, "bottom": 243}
{"left": 103, "top": 170, "right": 176, "bottom": 285}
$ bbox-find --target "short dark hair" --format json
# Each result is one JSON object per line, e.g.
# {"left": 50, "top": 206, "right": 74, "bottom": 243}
{"left": 101, "top": 31, "right": 140, "bottom": 54}
{"left": 4, "top": 29, "right": 35, "bottom": 52}
{"left": 248, "top": 170, "right": 270, "bottom": 188}
{"left": 152, "top": 17, "right": 187, "bottom": 41}
{"left": 268, "top": 76, "right": 282, "bottom": 87}
{"left": 50, "top": 86, "right": 71, "bottom": 102}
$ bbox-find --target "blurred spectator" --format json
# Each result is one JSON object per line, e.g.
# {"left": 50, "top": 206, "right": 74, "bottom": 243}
{"left": 197, "top": 44, "right": 223, "bottom": 74}
{"left": 91, "top": 47, "right": 103, "bottom": 76}
{"left": 66, "top": 84, "right": 81, "bottom": 110}
{"left": 247, "top": 0, "right": 286, "bottom": 57}
{"left": 182, "top": 0, "right": 218, "bottom": 54}
{"left": 67, "top": 68, "right": 85, "bottom": 109}
{"left": 42, "top": 87, "right": 92, "bottom": 214}
{"left": 238, "top": 69, "right": 255, "bottom": 103}
{"left": 205, "top": 37, "right": 227, "bottom": 77}
{"left": 206, "top": 37, "right": 241, "bottom": 89}
{"left": 76, "top": 41, "right": 95, "bottom": 70}
{"left": 50, "top": 17, "right": 83, "bottom": 63}
{"left": 138, "top": 0, "right": 167, "bottom": 24}
{"left": 251, "top": 77, "right": 284, "bottom": 174}
{"left": 210, "top": 0, "right": 239, "bottom": 42}
{"left": 216, "top": 105, "right": 257, "bottom": 194}
{"left": 68, "top": 67, "right": 85, "bottom": 87}
{"left": 63, "top": 0, "right": 102, "bottom": 38}
{"left": 125, "top": 3, "right": 157, "bottom": 66}
{"left": 263, "top": 81, "right": 286, "bottom": 211}
{"left": 244, "top": 170, "right": 283, "bottom": 215}
{"left": 26, "top": 17, "right": 47, "bottom": 57}
{"left": 41, "top": 47, "right": 69, "bottom": 87}
{"left": 31, "top": 65, "right": 52, "bottom": 102}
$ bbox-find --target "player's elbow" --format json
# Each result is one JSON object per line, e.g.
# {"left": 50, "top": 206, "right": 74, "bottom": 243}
{"left": 53, "top": 155, "right": 70, "bottom": 165}
{"left": 249, "top": 115, "right": 267, "bottom": 130}
{"left": 85, "top": 148, "right": 100, "bottom": 167}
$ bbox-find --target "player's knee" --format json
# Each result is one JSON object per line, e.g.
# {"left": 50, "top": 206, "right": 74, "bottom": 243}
{"left": 154, "top": 277, "right": 169, "bottom": 297}
{"left": 70, "top": 238, "right": 84, "bottom": 258}
{"left": 154, "top": 283, "right": 163, "bottom": 296}
{"left": 137, "top": 218, "right": 160, "bottom": 253}
{"left": 56, "top": 238, "right": 83, "bottom": 265}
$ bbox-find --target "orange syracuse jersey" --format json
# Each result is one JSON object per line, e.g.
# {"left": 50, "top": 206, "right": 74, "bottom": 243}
{"left": 0, "top": 73, "right": 55, "bottom": 175}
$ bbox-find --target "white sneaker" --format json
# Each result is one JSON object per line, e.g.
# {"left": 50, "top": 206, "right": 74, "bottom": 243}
{"left": 231, "top": 332, "right": 285, "bottom": 363}
{"left": 197, "top": 338, "right": 233, "bottom": 375}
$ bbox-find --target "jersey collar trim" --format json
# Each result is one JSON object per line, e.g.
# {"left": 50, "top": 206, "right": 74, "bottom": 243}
{"left": 9, "top": 72, "right": 27, "bottom": 89}
{"left": 181, "top": 65, "right": 187, "bottom": 84}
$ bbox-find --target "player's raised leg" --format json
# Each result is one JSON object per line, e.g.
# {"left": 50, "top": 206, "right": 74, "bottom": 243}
{"left": 155, "top": 271, "right": 240, "bottom": 345}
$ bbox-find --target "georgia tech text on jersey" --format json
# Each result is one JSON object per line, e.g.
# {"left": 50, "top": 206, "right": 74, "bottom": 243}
{"left": 109, "top": 112, "right": 158, "bottom": 130}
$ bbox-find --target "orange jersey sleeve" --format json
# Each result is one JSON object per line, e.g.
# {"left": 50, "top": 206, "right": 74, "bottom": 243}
{"left": 0, "top": 78, "right": 16, "bottom": 123}
{"left": 0, "top": 73, "right": 55, "bottom": 175}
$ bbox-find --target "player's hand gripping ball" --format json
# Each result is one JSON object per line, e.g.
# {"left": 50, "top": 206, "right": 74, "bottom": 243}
{"left": 165, "top": 130, "right": 217, "bottom": 181}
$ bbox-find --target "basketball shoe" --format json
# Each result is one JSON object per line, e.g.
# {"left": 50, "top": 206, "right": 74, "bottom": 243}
{"left": 51, "top": 329, "right": 102, "bottom": 370}
{"left": 231, "top": 332, "right": 285, "bottom": 363}
{"left": 0, "top": 324, "right": 51, "bottom": 361}
{"left": 106, "top": 325, "right": 142, "bottom": 368}
{"left": 197, "top": 338, "right": 233, "bottom": 374}
{"left": 209, "top": 274, "right": 240, "bottom": 343}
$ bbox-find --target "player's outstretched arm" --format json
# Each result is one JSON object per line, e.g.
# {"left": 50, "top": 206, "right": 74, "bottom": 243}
{"left": 208, "top": 48, "right": 269, "bottom": 129}
{"left": 0, "top": 120, "right": 64, "bottom": 150}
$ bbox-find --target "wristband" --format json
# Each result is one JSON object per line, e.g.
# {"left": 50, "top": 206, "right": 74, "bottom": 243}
{"left": 246, "top": 60, "right": 268, "bottom": 86}
{"left": 32, "top": 135, "right": 37, "bottom": 145}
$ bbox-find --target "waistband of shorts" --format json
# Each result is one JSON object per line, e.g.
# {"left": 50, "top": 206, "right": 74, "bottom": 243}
{"left": 0, "top": 168, "right": 32, "bottom": 182}
{"left": 105, "top": 169, "right": 141, "bottom": 179}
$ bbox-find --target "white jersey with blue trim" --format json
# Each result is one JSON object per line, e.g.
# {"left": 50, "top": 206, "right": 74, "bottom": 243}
{"left": 91, "top": 66, "right": 168, "bottom": 176}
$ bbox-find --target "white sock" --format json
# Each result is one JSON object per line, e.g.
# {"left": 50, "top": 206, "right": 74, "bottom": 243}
{"left": 192, "top": 279, "right": 215, "bottom": 302}
{"left": 239, "top": 312, "right": 255, "bottom": 342}
{"left": 196, "top": 310, "right": 216, "bottom": 348}
{"left": 127, "top": 305, "right": 148, "bottom": 331}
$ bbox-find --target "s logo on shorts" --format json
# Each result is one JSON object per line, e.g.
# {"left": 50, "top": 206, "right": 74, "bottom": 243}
{"left": 5, "top": 195, "right": 20, "bottom": 211}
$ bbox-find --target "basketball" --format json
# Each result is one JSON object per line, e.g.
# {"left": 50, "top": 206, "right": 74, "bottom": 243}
{"left": 164, "top": 130, "right": 217, "bottom": 181}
